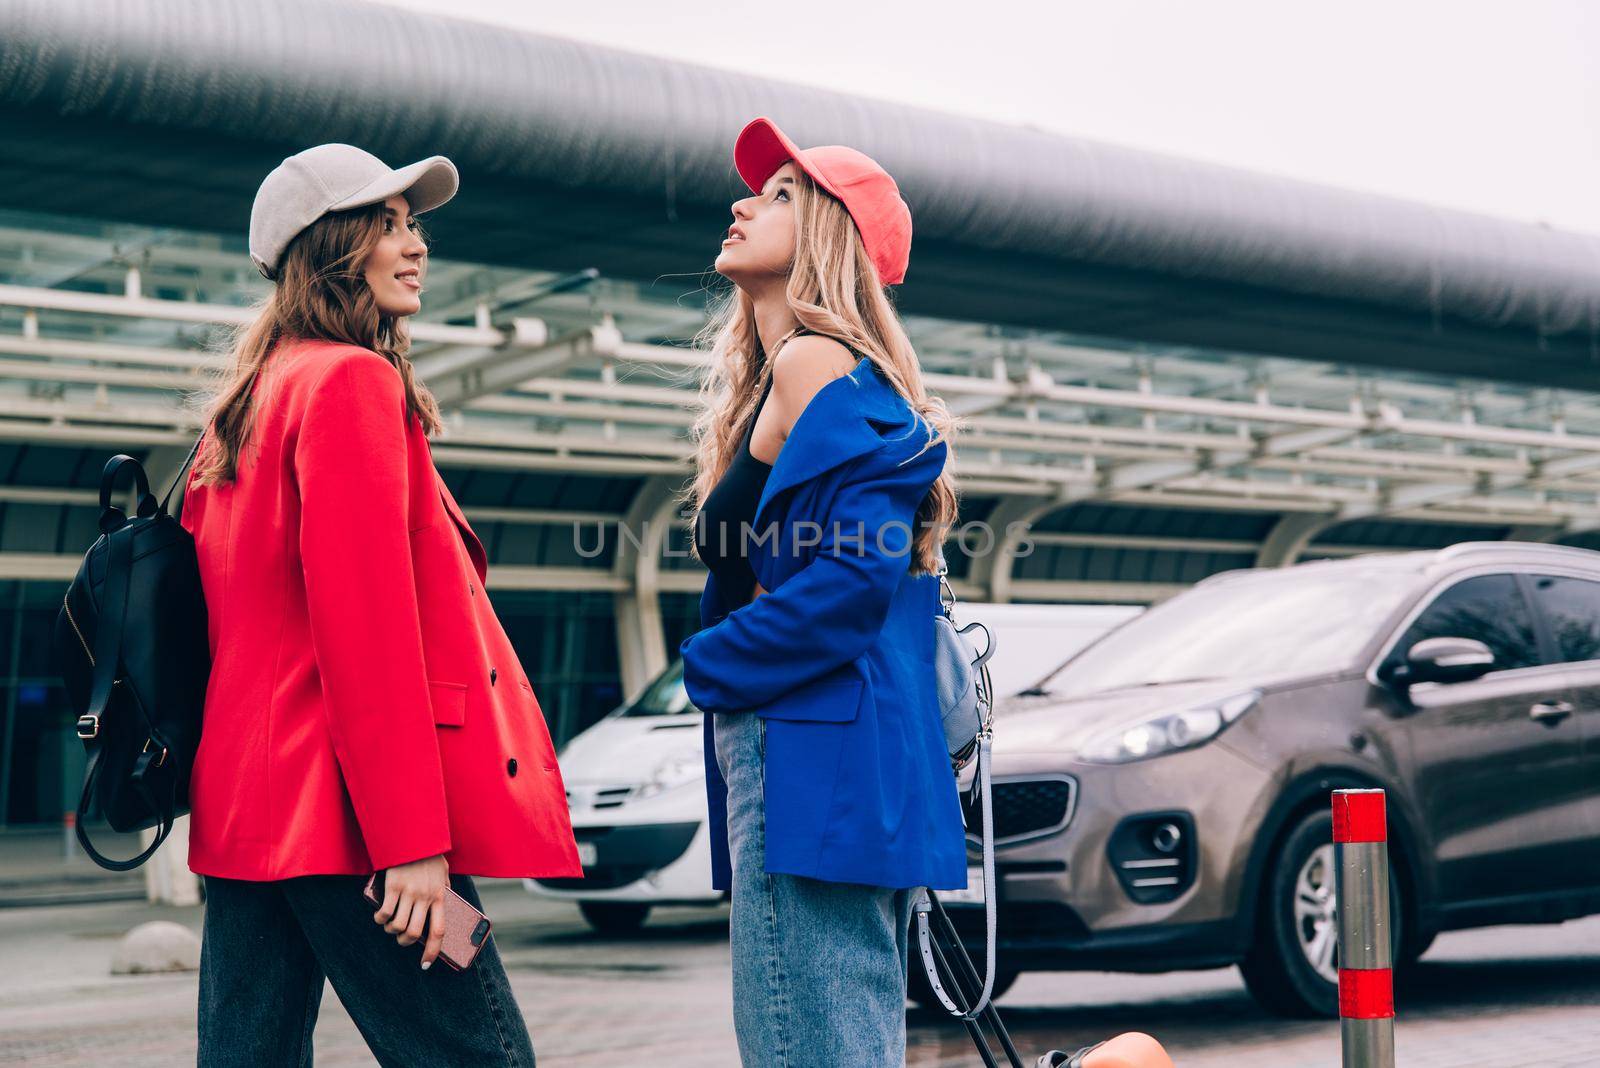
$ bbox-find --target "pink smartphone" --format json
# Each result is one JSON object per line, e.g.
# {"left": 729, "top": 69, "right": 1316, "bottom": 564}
{"left": 363, "top": 870, "right": 492, "bottom": 971}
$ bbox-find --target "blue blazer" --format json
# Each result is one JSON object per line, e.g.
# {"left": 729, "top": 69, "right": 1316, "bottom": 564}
{"left": 679, "top": 355, "right": 967, "bottom": 892}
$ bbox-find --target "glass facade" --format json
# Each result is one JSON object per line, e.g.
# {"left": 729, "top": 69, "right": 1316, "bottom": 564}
{"left": 2, "top": 580, "right": 90, "bottom": 826}
{"left": 493, "top": 589, "right": 622, "bottom": 748}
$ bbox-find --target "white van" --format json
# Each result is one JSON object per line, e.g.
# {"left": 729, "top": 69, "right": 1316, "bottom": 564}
{"left": 524, "top": 660, "right": 715, "bottom": 931}
{"left": 954, "top": 602, "right": 1145, "bottom": 696}
{"left": 526, "top": 601, "right": 1144, "bottom": 930}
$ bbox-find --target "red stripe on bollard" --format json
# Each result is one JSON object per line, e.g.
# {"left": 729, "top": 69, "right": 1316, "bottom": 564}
{"left": 1338, "top": 967, "right": 1395, "bottom": 1019}
{"left": 1334, "top": 789, "right": 1397, "bottom": 1066}
{"left": 1332, "top": 789, "right": 1386, "bottom": 843}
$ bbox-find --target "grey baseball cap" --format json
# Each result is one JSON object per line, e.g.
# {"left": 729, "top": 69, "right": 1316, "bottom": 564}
{"left": 248, "top": 144, "right": 459, "bottom": 279}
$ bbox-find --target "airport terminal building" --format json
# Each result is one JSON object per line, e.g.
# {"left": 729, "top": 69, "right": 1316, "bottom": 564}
{"left": 2, "top": 0, "right": 1600, "bottom": 830}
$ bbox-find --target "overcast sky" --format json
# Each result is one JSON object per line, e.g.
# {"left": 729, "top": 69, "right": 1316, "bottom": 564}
{"left": 380, "top": 0, "right": 1600, "bottom": 236}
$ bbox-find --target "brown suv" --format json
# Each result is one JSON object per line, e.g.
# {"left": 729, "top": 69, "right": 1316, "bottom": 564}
{"left": 938, "top": 541, "right": 1600, "bottom": 1017}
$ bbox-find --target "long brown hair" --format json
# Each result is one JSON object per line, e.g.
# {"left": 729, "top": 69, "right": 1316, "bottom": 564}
{"left": 190, "top": 203, "right": 443, "bottom": 487}
{"left": 686, "top": 172, "right": 960, "bottom": 575}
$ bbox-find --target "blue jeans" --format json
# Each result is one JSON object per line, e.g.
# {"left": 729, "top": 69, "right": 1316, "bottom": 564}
{"left": 714, "top": 709, "right": 917, "bottom": 1068}
{"left": 196, "top": 872, "right": 535, "bottom": 1067}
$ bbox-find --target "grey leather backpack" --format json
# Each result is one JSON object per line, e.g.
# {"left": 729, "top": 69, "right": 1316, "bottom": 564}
{"left": 933, "top": 556, "right": 995, "bottom": 770}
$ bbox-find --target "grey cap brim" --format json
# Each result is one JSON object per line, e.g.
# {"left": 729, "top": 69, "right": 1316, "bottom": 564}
{"left": 328, "top": 155, "right": 459, "bottom": 216}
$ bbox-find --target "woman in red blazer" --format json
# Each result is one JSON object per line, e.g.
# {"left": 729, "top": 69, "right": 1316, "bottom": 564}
{"left": 182, "top": 144, "right": 579, "bottom": 1067}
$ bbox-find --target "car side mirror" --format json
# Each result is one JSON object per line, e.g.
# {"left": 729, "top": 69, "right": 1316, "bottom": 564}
{"left": 1387, "top": 636, "right": 1496, "bottom": 688}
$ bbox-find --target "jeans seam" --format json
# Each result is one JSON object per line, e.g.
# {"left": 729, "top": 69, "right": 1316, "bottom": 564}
{"left": 755, "top": 718, "right": 788, "bottom": 1068}
{"left": 473, "top": 942, "right": 522, "bottom": 1067}
{"left": 294, "top": 965, "right": 320, "bottom": 1067}
{"left": 762, "top": 873, "right": 789, "bottom": 1068}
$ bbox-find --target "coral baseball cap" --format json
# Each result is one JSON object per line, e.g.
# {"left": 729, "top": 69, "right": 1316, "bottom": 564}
{"left": 733, "top": 117, "right": 912, "bottom": 286}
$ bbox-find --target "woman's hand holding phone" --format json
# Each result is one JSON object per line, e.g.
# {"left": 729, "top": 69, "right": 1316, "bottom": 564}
{"left": 372, "top": 853, "right": 450, "bottom": 969}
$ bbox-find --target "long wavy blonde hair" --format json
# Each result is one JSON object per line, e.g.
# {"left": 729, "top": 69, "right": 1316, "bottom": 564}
{"left": 189, "top": 204, "right": 444, "bottom": 488}
{"left": 686, "top": 172, "right": 959, "bottom": 575}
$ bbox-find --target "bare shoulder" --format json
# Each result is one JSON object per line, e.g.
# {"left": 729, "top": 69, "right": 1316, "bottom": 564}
{"left": 770, "top": 334, "right": 859, "bottom": 414}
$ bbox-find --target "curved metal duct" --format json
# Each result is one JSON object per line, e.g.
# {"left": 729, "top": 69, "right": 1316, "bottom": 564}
{"left": 1, "top": 0, "right": 1597, "bottom": 340}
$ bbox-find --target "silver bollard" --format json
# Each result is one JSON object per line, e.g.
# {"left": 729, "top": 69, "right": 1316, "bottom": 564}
{"left": 1333, "top": 788, "right": 1395, "bottom": 1068}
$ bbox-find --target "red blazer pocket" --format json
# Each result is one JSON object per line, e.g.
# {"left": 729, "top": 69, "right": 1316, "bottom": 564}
{"left": 428, "top": 679, "right": 468, "bottom": 727}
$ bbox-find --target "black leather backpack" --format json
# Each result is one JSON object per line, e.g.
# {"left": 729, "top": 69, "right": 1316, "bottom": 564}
{"left": 51, "top": 437, "right": 211, "bottom": 871}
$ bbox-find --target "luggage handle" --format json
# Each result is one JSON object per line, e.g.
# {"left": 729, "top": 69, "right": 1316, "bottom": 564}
{"left": 915, "top": 892, "right": 1113, "bottom": 1068}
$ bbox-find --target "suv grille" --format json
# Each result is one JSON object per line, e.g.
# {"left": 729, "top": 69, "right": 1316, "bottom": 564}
{"left": 964, "top": 776, "right": 1076, "bottom": 843}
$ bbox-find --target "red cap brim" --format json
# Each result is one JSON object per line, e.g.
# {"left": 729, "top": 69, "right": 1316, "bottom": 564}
{"left": 733, "top": 117, "right": 842, "bottom": 202}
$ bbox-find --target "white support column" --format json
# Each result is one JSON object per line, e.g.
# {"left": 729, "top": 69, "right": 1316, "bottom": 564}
{"left": 1256, "top": 511, "right": 1339, "bottom": 567}
{"left": 611, "top": 476, "right": 687, "bottom": 703}
{"left": 140, "top": 814, "right": 200, "bottom": 906}
{"left": 966, "top": 495, "right": 1067, "bottom": 604}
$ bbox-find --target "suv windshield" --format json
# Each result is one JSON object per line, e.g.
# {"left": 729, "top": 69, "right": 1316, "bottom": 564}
{"left": 1026, "top": 566, "right": 1415, "bottom": 700}
{"left": 620, "top": 659, "right": 695, "bottom": 717}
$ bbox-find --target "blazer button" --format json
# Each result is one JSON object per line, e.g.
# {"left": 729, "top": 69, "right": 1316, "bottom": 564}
{"left": 469, "top": 583, "right": 475, "bottom": 596}
{"left": 507, "top": 758, "right": 518, "bottom": 777}
{"left": 490, "top": 668, "right": 497, "bottom": 686}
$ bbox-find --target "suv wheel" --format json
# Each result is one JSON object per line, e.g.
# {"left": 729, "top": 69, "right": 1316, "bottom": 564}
{"left": 578, "top": 901, "right": 651, "bottom": 933}
{"left": 1400, "top": 929, "right": 1435, "bottom": 968}
{"left": 1239, "top": 808, "right": 1403, "bottom": 1018}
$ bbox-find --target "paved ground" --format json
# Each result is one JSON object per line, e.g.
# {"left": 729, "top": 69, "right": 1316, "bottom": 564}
{"left": 0, "top": 827, "right": 146, "bottom": 907}
{"left": 2, "top": 880, "right": 1598, "bottom": 1066}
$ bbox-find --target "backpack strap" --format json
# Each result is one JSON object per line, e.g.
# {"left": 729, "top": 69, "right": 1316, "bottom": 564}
{"left": 916, "top": 550, "right": 1000, "bottom": 1020}
{"left": 914, "top": 727, "right": 997, "bottom": 1020}
{"left": 159, "top": 430, "right": 208, "bottom": 522}
{"left": 73, "top": 494, "right": 178, "bottom": 871}
{"left": 75, "top": 740, "right": 177, "bottom": 870}
{"left": 790, "top": 327, "right": 867, "bottom": 362}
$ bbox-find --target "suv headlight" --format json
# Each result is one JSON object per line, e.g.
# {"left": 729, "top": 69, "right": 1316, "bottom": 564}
{"left": 1078, "top": 690, "right": 1260, "bottom": 764}
{"left": 636, "top": 751, "right": 703, "bottom": 799}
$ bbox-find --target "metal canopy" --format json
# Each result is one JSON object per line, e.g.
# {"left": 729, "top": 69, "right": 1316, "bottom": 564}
{"left": 1, "top": 209, "right": 1598, "bottom": 591}
{"left": 2, "top": 0, "right": 1600, "bottom": 388}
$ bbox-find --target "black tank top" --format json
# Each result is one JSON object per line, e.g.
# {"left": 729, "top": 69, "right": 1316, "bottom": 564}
{"left": 695, "top": 329, "right": 866, "bottom": 607}
{"left": 695, "top": 375, "right": 775, "bottom": 607}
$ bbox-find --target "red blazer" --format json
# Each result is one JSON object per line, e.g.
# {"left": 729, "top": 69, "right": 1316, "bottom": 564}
{"left": 180, "top": 338, "right": 581, "bottom": 881}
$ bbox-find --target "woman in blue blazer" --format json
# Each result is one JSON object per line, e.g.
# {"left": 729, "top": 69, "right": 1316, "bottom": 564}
{"left": 678, "top": 117, "right": 966, "bottom": 1067}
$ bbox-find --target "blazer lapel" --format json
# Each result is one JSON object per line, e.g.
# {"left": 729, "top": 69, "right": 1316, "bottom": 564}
{"left": 435, "top": 470, "right": 489, "bottom": 585}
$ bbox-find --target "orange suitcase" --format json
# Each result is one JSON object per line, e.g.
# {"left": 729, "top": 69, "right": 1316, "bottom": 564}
{"left": 919, "top": 891, "right": 1175, "bottom": 1068}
